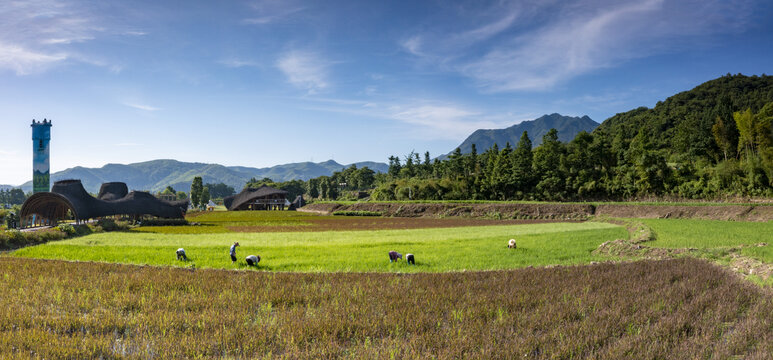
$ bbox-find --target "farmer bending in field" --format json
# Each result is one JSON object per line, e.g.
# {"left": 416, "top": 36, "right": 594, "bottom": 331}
{"left": 176, "top": 248, "right": 188, "bottom": 261}
{"left": 246, "top": 254, "right": 260, "bottom": 266}
{"left": 230, "top": 242, "right": 239, "bottom": 263}
{"left": 388, "top": 251, "right": 402, "bottom": 262}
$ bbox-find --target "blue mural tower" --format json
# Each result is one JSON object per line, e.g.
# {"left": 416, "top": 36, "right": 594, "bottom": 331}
{"left": 31, "top": 119, "right": 52, "bottom": 193}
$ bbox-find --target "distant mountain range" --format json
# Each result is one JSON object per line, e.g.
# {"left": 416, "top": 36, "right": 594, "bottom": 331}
{"left": 15, "top": 159, "right": 388, "bottom": 194}
{"left": 442, "top": 113, "right": 598, "bottom": 158}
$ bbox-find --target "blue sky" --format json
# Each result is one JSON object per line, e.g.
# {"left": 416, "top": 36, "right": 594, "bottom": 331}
{"left": 1, "top": 0, "right": 771, "bottom": 185}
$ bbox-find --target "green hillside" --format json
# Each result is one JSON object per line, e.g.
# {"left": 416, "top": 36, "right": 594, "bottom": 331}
{"left": 596, "top": 74, "right": 773, "bottom": 160}
{"left": 18, "top": 159, "right": 388, "bottom": 193}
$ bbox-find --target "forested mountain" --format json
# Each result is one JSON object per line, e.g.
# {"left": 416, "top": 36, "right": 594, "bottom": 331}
{"left": 595, "top": 74, "right": 773, "bottom": 162}
{"left": 17, "top": 159, "right": 387, "bottom": 194}
{"left": 443, "top": 113, "right": 598, "bottom": 158}
{"left": 305, "top": 74, "right": 772, "bottom": 201}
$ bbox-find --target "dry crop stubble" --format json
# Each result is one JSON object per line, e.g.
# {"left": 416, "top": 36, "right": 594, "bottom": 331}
{"left": 0, "top": 257, "right": 769, "bottom": 358}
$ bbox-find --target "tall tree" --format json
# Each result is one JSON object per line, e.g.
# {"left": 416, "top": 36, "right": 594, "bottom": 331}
{"left": 533, "top": 129, "right": 566, "bottom": 200}
{"left": 712, "top": 116, "right": 734, "bottom": 161}
{"left": 200, "top": 187, "right": 210, "bottom": 207}
{"left": 512, "top": 131, "right": 533, "bottom": 195}
{"left": 190, "top": 176, "right": 203, "bottom": 208}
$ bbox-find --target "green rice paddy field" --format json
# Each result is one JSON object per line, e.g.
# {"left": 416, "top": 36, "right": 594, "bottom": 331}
{"left": 13, "top": 221, "right": 625, "bottom": 272}
{"left": 10, "top": 210, "right": 772, "bottom": 273}
{"left": 641, "top": 219, "right": 773, "bottom": 262}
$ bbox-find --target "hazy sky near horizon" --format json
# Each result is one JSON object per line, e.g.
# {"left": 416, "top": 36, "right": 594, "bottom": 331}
{"left": 1, "top": 0, "right": 771, "bottom": 185}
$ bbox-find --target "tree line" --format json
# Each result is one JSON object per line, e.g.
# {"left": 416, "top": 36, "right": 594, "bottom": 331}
{"left": 0, "top": 189, "right": 26, "bottom": 206}
{"left": 276, "top": 104, "right": 771, "bottom": 202}
{"left": 228, "top": 75, "right": 773, "bottom": 202}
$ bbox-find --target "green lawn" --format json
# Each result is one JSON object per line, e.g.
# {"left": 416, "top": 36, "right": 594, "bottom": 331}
{"left": 10, "top": 222, "right": 625, "bottom": 272}
{"left": 641, "top": 219, "right": 773, "bottom": 262}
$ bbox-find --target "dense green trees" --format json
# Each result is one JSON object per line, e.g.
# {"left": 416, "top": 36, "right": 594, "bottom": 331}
{"left": 203, "top": 182, "right": 235, "bottom": 199}
{"left": 267, "top": 75, "right": 773, "bottom": 202}
{"left": 0, "top": 189, "right": 26, "bottom": 205}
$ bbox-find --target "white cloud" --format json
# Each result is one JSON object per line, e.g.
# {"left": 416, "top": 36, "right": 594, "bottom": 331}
{"left": 276, "top": 50, "right": 331, "bottom": 93}
{"left": 244, "top": 0, "right": 306, "bottom": 24}
{"left": 402, "top": 0, "right": 757, "bottom": 92}
{"left": 124, "top": 102, "right": 160, "bottom": 112}
{"left": 400, "top": 36, "right": 423, "bottom": 56}
{"left": 0, "top": 0, "right": 135, "bottom": 75}
{"left": 0, "top": 42, "right": 67, "bottom": 75}
{"left": 298, "top": 96, "right": 520, "bottom": 139}
{"left": 389, "top": 104, "right": 517, "bottom": 138}
{"left": 219, "top": 58, "right": 261, "bottom": 68}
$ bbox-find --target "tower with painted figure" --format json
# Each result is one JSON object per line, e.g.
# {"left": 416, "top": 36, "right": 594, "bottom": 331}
{"left": 31, "top": 119, "right": 52, "bottom": 193}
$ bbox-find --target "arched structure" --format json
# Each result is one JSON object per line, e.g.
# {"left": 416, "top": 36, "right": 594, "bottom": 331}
{"left": 224, "top": 185, "right": 288, "bottom": 211}
{"left": 20, "top": 179, "right": 189, "bottom": 228}
{"left": 18, "top": 192, "right": 75, "bottom": 227}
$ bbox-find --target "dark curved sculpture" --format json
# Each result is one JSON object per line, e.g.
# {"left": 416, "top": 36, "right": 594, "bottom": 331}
{"left": 98, "top": 182, "right": 128, "bottom": 201}
{"left": 20, "top": 180, "right": 189, "bottom": 228}
{"left": 224, "top": 185, "right": 288, "bottom": 211}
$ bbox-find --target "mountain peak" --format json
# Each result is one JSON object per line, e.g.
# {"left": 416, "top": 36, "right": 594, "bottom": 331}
{"left": 444, "top": 113, "right": 597, "bottom": 158}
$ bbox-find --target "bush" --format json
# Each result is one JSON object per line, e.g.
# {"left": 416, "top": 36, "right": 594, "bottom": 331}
{"left": 57, "top": 223, "right": 76, "bottom": 236}
{"left": 0, "top": 228, "right": 67, "bottom": 250}
{"left": 95, "top": 219, "right": 130, "bottom": 232}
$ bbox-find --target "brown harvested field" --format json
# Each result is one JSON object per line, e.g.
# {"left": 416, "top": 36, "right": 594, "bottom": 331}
{"left": 0, "top": 257, "right": 770, "bottom": 359}
{"left": 228, "top": 217, "right": 577, "bottom": 232}
{"left": 302, "top": 202, "right": 773, "bottom": 221}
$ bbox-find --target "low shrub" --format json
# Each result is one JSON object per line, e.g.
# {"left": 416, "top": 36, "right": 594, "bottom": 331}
{"left": 95, "top": 219, "right": 130, "bottom": 232}
{"left": 332, "top": 210, "right": 382, "bottom": 217}
{"left": 0, "top": 228, "right": 67, "bottom": 250}
{"left": 57, "top": 223, "right": 76, "bottom": 236}
{"left": 138, "top": 218, "right": 189, "bottom": 226}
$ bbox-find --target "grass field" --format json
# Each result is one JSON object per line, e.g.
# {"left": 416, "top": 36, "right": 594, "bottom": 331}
{"left": 12, "top": 221, "right": 625, "bottom": 272}
{"left": 641, "top": 219, "right": 773, "bottom": 262}
{"left": 0, "top": 257, "right": 768, "bottom": 359}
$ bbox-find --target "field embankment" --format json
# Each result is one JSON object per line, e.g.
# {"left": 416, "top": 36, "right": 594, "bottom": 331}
{"left": 0, "top": 257, "right": 768, "bottom": 359}
{"left": 302, "top": 202, "right": 594, "bottom": 219}
{"left": 302, "top": 202, "right": 773, "bottom": 221}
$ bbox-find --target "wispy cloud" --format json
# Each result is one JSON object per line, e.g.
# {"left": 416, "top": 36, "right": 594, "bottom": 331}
{"left": 0, "top": 42, "right": 68, "bottom": 75}
{"left": 403, "top": 0, "right": 758, "bottom": 92}
{"left": 276, "top": 50, "right": 331, "bottom": 94}
{"left": 400, "top": 36, "right": 423, "bottom": 56}
{"left": 298, "top": 96, "right": 521, "bottom": 139}
{"left": 0, "top": 0, "right": 140, "bottom": 75}
{"left": 219, "top": 58, "right": 261, "bottom": 68}
{"left": 124, "top": 102, "right": 160, "bottom": 112}
{"left": 244, "top": 0, "right": 306, "bottom": 24}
